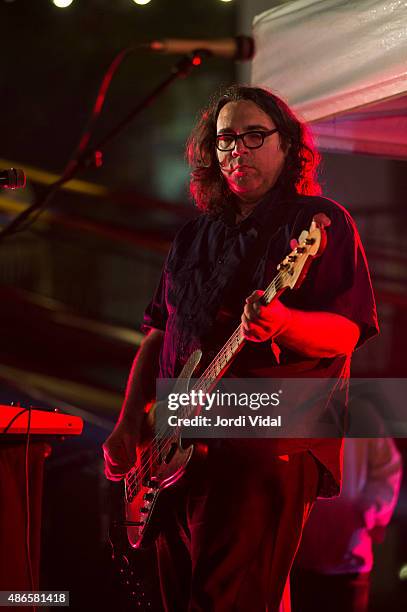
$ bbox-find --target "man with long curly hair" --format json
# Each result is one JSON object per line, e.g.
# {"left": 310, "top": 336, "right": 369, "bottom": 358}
{"left": 103, "top": 86, "right": 378, "bottom": 611}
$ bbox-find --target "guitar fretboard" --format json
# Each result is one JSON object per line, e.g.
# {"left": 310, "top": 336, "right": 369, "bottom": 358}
{"left": 183, "top": 268, "right": 291, "bottom": 416}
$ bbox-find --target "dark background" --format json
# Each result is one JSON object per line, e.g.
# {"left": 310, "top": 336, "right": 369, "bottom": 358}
{"left": 1, "top": 1, "right": 406, "bottom": 610}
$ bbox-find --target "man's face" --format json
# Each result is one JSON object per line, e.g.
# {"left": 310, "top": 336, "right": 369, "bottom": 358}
{"left": 216, "top": 100, "right": 287, "bottom": 204}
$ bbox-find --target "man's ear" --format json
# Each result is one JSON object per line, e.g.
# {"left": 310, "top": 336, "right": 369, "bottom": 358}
{"left": 280, "top": 139, "right": 291, "bottom": 156}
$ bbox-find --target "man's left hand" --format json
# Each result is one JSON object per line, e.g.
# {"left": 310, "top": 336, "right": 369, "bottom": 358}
{"left": 241, "top": 290, "right": 291, "bottom": 342}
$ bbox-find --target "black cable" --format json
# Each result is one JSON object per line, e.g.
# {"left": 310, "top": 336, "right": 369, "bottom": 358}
{"left": 2, "top": 407, "right": 36, "bottom": 607}
{"left": 24, "top": 406, "right": 36, "bottom": 611}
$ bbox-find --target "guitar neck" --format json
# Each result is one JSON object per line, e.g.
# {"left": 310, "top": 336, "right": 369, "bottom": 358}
{"left": 172, "top": 215, "right": 328, "bottom": 426}
{"left": 194, "top": 268, "right": 290, "bottom": 395}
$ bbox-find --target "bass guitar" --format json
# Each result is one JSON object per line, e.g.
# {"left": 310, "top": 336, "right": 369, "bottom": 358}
{"left": 124, "top": 213, "right": 330, "bottom": 548}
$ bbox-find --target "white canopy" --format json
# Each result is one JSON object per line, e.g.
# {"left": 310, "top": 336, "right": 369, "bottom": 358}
{"left": 251, "top": 0, "right": 407, "bottom": 158}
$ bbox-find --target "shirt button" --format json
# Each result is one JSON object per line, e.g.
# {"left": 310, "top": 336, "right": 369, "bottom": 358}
{"left": 217, "top": 258, "right": 224, "bottom": 265}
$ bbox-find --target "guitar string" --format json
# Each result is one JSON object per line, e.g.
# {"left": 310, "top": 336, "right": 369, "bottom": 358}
{"left": 124, "top": 320, "right": 247, "bottom": 494}
{"left": 124, "top": 267, "right": 291, "bottom": 495}
{"left": 124, "top": 320, "right": 249, "bottom": 493}
{"left": 124, "top": 266, "right": 292, "bottom": 495}
{"left": 125, "top": 324, "right": 245, "bottom": 495}
{"left": 177, "top": 267, "right": 289, "bottom": 395}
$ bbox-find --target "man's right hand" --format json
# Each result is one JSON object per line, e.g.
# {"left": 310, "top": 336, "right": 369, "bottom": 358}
{"left": 103, "top": 416, "right": 140, "bottom": 481}
{"left": 103, "top": 407, "right": 156, "bottom": 481}
{"left": 103, "top": 329, "right": 163, "bottom": 480}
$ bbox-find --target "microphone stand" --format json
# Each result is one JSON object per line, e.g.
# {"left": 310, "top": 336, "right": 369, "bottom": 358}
{"left": 0, "top": 51, "right": 210, "bottom": 241}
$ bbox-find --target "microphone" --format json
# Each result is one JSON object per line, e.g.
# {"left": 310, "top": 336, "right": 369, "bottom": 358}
{"left": 0, "top": 168, "right": 26, "bottom": 189}
{"left": 145, "top": 36, "right": 255, "bottom": 61}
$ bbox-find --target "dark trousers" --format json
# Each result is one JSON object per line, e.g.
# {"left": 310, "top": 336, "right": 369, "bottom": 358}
{"left": 156, "top": 443, "right": 319, "bottom": 612}
{"left": 291, "top": 568, "right": 370, "bottom": 612}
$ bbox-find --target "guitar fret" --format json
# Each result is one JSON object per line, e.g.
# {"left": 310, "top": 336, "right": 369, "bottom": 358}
{"left": 189, "top": 261, "right": 297, "bottom": 408}
{"left": 176, "top": 266, "right": 294, "bottom": 436}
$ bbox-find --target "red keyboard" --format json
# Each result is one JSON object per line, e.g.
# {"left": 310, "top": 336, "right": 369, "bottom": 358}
{"left": 0, "top": 405, "right": 83, "bottom": 435}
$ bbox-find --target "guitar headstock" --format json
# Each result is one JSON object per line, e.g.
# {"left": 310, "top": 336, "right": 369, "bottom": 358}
{"left": 277, "top": 213, "right": 331, "bottom": 290}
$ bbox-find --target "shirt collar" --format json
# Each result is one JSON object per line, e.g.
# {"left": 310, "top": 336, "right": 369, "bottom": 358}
{"left": 221, "top": 184, "right": 285, "bottom": 231}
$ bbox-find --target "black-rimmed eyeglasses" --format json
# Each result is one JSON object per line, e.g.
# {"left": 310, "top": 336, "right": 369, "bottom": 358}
{"left": 215, "top": 128, "right": 279, "bottom": 152}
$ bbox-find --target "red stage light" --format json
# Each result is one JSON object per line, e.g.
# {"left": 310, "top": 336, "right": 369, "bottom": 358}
{"left": 94, "top": 151, "right": 103, "bottom": 168}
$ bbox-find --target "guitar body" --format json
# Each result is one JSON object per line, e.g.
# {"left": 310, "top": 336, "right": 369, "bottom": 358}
{"left": 125, "top": 349, "right": 207, "bottom": 549}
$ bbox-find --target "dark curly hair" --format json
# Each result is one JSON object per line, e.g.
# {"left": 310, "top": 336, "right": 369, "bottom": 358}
{"left": 186, "top": 85, "right": 321, "bottom": 214}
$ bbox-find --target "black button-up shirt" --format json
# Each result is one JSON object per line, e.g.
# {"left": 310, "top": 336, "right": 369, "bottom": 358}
{"left": 142, "top": 187, "right": 378, "bottom": 496}
{"left": 144, "top": 187, "right": 377, "bottom": 377}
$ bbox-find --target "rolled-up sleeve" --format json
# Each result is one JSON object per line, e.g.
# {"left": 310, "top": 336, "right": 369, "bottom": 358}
{"left": 284, "top": 204, "right": 379, "bottom": 349}
{"left": 141, "top": 266, "right": 168, "bottom": 334}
